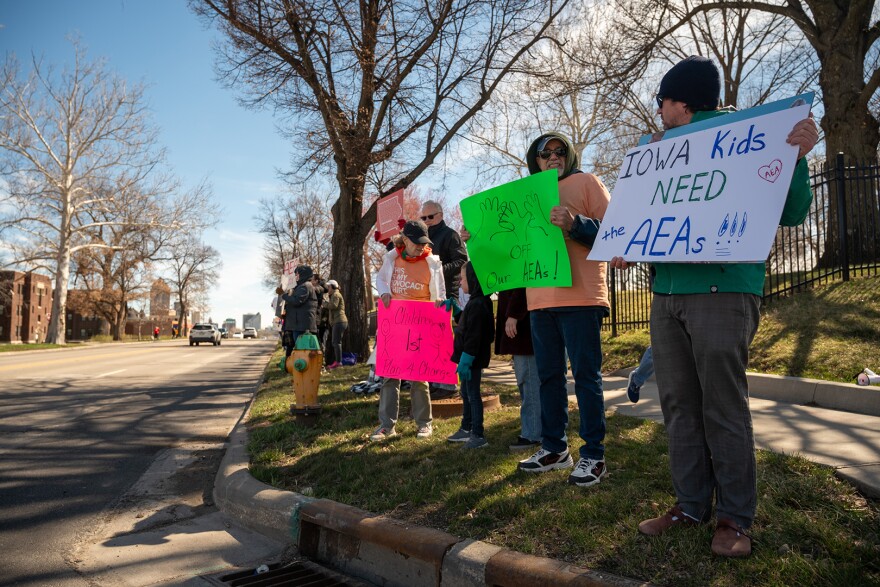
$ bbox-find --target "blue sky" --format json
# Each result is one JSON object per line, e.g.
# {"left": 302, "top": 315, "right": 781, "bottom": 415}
{"left": 0, "top": 0, "right": 289, "bottom": 327}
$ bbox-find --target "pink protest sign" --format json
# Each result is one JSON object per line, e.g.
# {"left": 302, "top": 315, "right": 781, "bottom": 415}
{"left": 375, "top": 299, "right": 457, "bottom": 385}
{"left": 375, "top": 189, "right": 404, "bottom": 241}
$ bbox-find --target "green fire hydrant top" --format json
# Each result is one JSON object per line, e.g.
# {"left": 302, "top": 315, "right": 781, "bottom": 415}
{"left": 294, "top": 333, "right": 321, "bottom": 350}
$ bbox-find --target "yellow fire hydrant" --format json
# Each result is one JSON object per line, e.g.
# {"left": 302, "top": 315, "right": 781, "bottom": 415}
{"left": 286, "top": 333, "right": 323, "bottom": 423}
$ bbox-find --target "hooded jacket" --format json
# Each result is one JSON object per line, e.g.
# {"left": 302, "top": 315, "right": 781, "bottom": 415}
{"left": 281, "top": 265, "right": 318, "bottom": 332}
{"left": 651, "top": 109, "right": 814, "bottom": 296}
{"left": 524, "top": 132, "right": 611, "bottom": 311}
{"left": 451, "top": 263, "right": 495, "bottom": 369}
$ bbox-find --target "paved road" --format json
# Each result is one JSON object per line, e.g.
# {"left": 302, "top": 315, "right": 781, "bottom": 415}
{"left": 0, "top": 339, "right": 275, "bottom": 586}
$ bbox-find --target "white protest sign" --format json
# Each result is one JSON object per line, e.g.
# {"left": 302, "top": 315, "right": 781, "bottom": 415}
{"left": 280, "top": 258, "right": 298, "bottom": 290}
{"left": 589, "top": 102, "right": 810, "bottom": 263}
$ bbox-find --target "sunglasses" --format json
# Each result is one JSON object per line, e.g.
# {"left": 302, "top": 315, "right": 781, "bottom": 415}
{"left": 420, "top": 213, "right": 439, "bottom": 221}
{"left": 538, "top": 147, "right": 567, "bottom": 159}
{"left": 655, "top": 94, "right": 665, "bottom": 108}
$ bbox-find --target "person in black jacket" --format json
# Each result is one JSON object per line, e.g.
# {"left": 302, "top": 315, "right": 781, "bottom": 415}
{"left": 420, "top": 200, "right": 468, "bottom": 303}
{"left": 447, "top": 262, "right": 495, "bottom": 449}
{"left": 280, "top": 265, "right": 318, "bottom": 358}
{"left": 421, "top": 200, "right": 468, "bottom": 400}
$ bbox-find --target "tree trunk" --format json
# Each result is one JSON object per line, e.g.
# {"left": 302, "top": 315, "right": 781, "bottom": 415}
{"left": 113, "top": 305, "right": 127, "bottom": 341}
{"left": 818, "top": 55, "right": 880, "bottom": 164}
{"left": 47, "top": 235, "right": 71, "bottom": 345}
{"left": 332, "top": 212, "right": 370, "bottom": 362}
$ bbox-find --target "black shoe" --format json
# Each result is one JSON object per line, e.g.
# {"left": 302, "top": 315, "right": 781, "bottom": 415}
{"left": 626, "top": 371, "right": 641, "bottom": 403}
{"left": 508, "top": 436, "right": 540, "bottom": 452}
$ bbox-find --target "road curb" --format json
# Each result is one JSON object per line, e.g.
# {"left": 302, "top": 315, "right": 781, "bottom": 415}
{"left": 746, "top": 372, "right": 880, "bottom": 416}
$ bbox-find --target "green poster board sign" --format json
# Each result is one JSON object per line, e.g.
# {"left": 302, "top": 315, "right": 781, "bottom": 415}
{"left": 460, "top": 170, "right": 572, "bottom": 293}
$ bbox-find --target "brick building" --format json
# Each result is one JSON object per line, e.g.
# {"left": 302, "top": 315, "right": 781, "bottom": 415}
{"left": 0, "top": 271, "right": 53, "bottom": 343}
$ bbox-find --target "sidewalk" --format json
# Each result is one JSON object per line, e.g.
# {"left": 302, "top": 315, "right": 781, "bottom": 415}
{"left": 211, "top": 360, "right": 880, "bottom": 586}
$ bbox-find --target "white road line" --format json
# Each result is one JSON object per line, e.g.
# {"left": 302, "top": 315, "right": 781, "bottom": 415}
{"left": 94, "top": 369, "right": 127, "bottom": 379}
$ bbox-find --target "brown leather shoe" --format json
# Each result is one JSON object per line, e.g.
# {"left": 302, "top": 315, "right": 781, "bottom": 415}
{"left": 711, "top": 518, "right": 752, "bottom": 557}
{"left": 638, "top": 505, "right": 700, "bottom": 536}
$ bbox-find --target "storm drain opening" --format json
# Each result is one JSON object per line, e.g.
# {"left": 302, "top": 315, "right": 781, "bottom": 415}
{"left": 201, "top": 560, "right": 376, "bottom": 587}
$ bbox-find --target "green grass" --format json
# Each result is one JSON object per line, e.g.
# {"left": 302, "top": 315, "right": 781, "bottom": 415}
{"left": 249, "top": 355, "right": 879, "bottom": 586}
{"left": 603, "top": 275, "right": 880, "bottom": 384}
{"left": 0, "top": 343, "right": 63, "bottom": 352}
{"left": 248, "top": 276, "right": 880, "bottom": 585}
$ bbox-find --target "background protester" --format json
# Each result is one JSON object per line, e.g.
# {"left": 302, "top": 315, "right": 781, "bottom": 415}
{"left": 323, "top": 279, "right": 348, "bottom": 370}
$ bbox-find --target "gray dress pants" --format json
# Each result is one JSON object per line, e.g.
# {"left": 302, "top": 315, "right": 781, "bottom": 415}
{"left": 651, "top": 292, "right": 760, "bottom": 529}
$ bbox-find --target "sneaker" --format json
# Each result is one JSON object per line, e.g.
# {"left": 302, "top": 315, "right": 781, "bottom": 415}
{"left": 517, "top": 448, "right": 573, "bottom": 473}
{"left": 327, "top": 361, "right": 341, "bottom": 370}
{"left": 464, "top": 435, "right": 488, "bottom": 449}
{"left": 447, "top": 428, "right": 471, "bottom": 443}
{"left": 568, "top": 457, "right": 607, "bottom": 487}
{"left": 508, "top": 436, "right": 540, "bottom": 452}
{"left": 638, "top": 505, "right": 701, "bottom": 536}
{"left": 416, "top": 424, "right": 433, "bottom": 439}
{"left": 626, "top": 371, "right": 641, "bottom": 403}
{"left": 369, "top": 426, "right": 397, "bottom": 442}
{"left": 711, "top": 518, "right": 752, "bottom": 557}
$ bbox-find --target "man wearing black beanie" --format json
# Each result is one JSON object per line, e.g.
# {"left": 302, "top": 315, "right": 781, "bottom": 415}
{"left": 611, "top": 56, "right": 819, "bottom": 558}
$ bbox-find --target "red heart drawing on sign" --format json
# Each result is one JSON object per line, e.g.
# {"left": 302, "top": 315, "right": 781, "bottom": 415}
{"left": 758, "top": 159, "right": 783, "bottom": 183}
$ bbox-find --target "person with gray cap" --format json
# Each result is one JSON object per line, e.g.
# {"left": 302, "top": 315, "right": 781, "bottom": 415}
{"left": 322, "top": 279, "right": 348, "bottom": 370}
{"left": 611, "top": 55, "right": 819, "bottom": 557}
{"left": 371, "top": 219, "right": 446, "bottom": 441}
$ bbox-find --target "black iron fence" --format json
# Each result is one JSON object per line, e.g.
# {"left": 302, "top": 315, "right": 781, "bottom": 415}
{"left": 605, "top": 154, "right": 880, "bottom": 335}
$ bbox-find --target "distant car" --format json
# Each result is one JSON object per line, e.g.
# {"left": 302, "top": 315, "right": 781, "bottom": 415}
{"left": 243, "top": 327, "right": 257, "bottom": 339}
{"left": 189, "top": 323, "right": 221, "bottom": 346}
{"left": 219, "top": 327, "right": 229, "bottom": 339}
{"left": 232, "top": 331, "right": 243, "bottom": 339}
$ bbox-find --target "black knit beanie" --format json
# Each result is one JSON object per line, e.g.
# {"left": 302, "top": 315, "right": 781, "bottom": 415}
{"left": 658, "top": 56, "right": 721, "bottom": 112}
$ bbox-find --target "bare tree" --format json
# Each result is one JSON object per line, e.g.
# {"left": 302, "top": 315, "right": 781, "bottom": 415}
{"left": 255, "top": 190, "right": 334, "bottom": 290}
{"left": 70, "top": 180, "right": 214, "bottom": 340}
{"left": 0, "top": 42, "right": 178, "bottom": 344}
{"left": 192, "top": 0, "right": 570, "bottom": 358}
{"left": 164, "top": 236, "right": 222, "bottom": 335}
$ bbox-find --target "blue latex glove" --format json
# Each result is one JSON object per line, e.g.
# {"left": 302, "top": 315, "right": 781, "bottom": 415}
{"left": 456, "top": 352, "right": 475, "bottom": 381}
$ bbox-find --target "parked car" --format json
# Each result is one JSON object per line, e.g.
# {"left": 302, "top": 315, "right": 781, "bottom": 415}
{"left": 189, "top": 323, "right": 221, "bottom": 346}
{"left": 243, "top": 327, "right": 257, "bottom": 339}
{"left": 232, "top": 331, "right": 243, "bottom": 339}
{"left": 219, "top": 327, "right": 229, "bottom": 339}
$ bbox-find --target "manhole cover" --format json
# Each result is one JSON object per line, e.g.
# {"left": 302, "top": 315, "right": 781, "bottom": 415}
{"left": 201, "top": 560, "right": 375, "bottom": 586}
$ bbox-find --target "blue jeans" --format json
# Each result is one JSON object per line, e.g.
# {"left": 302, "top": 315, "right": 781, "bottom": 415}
{"left": 531, "top": 307, "right": 606, "bottom": 460}
{"left": 459, "top": 368, "right": 484, "bottom": 437}
{"left": 512, "top": 354, "right": 541, "bottom": 442}
{"left": 631, "top": 346, "right": 654, "bottom": 387}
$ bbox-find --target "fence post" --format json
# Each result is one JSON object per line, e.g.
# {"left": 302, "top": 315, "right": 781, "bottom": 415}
{"left": 609, "top": 267, "right": 618, "bottom": 337}
{"left": 835, "top": 152, "right": 850, "bottom": 281}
